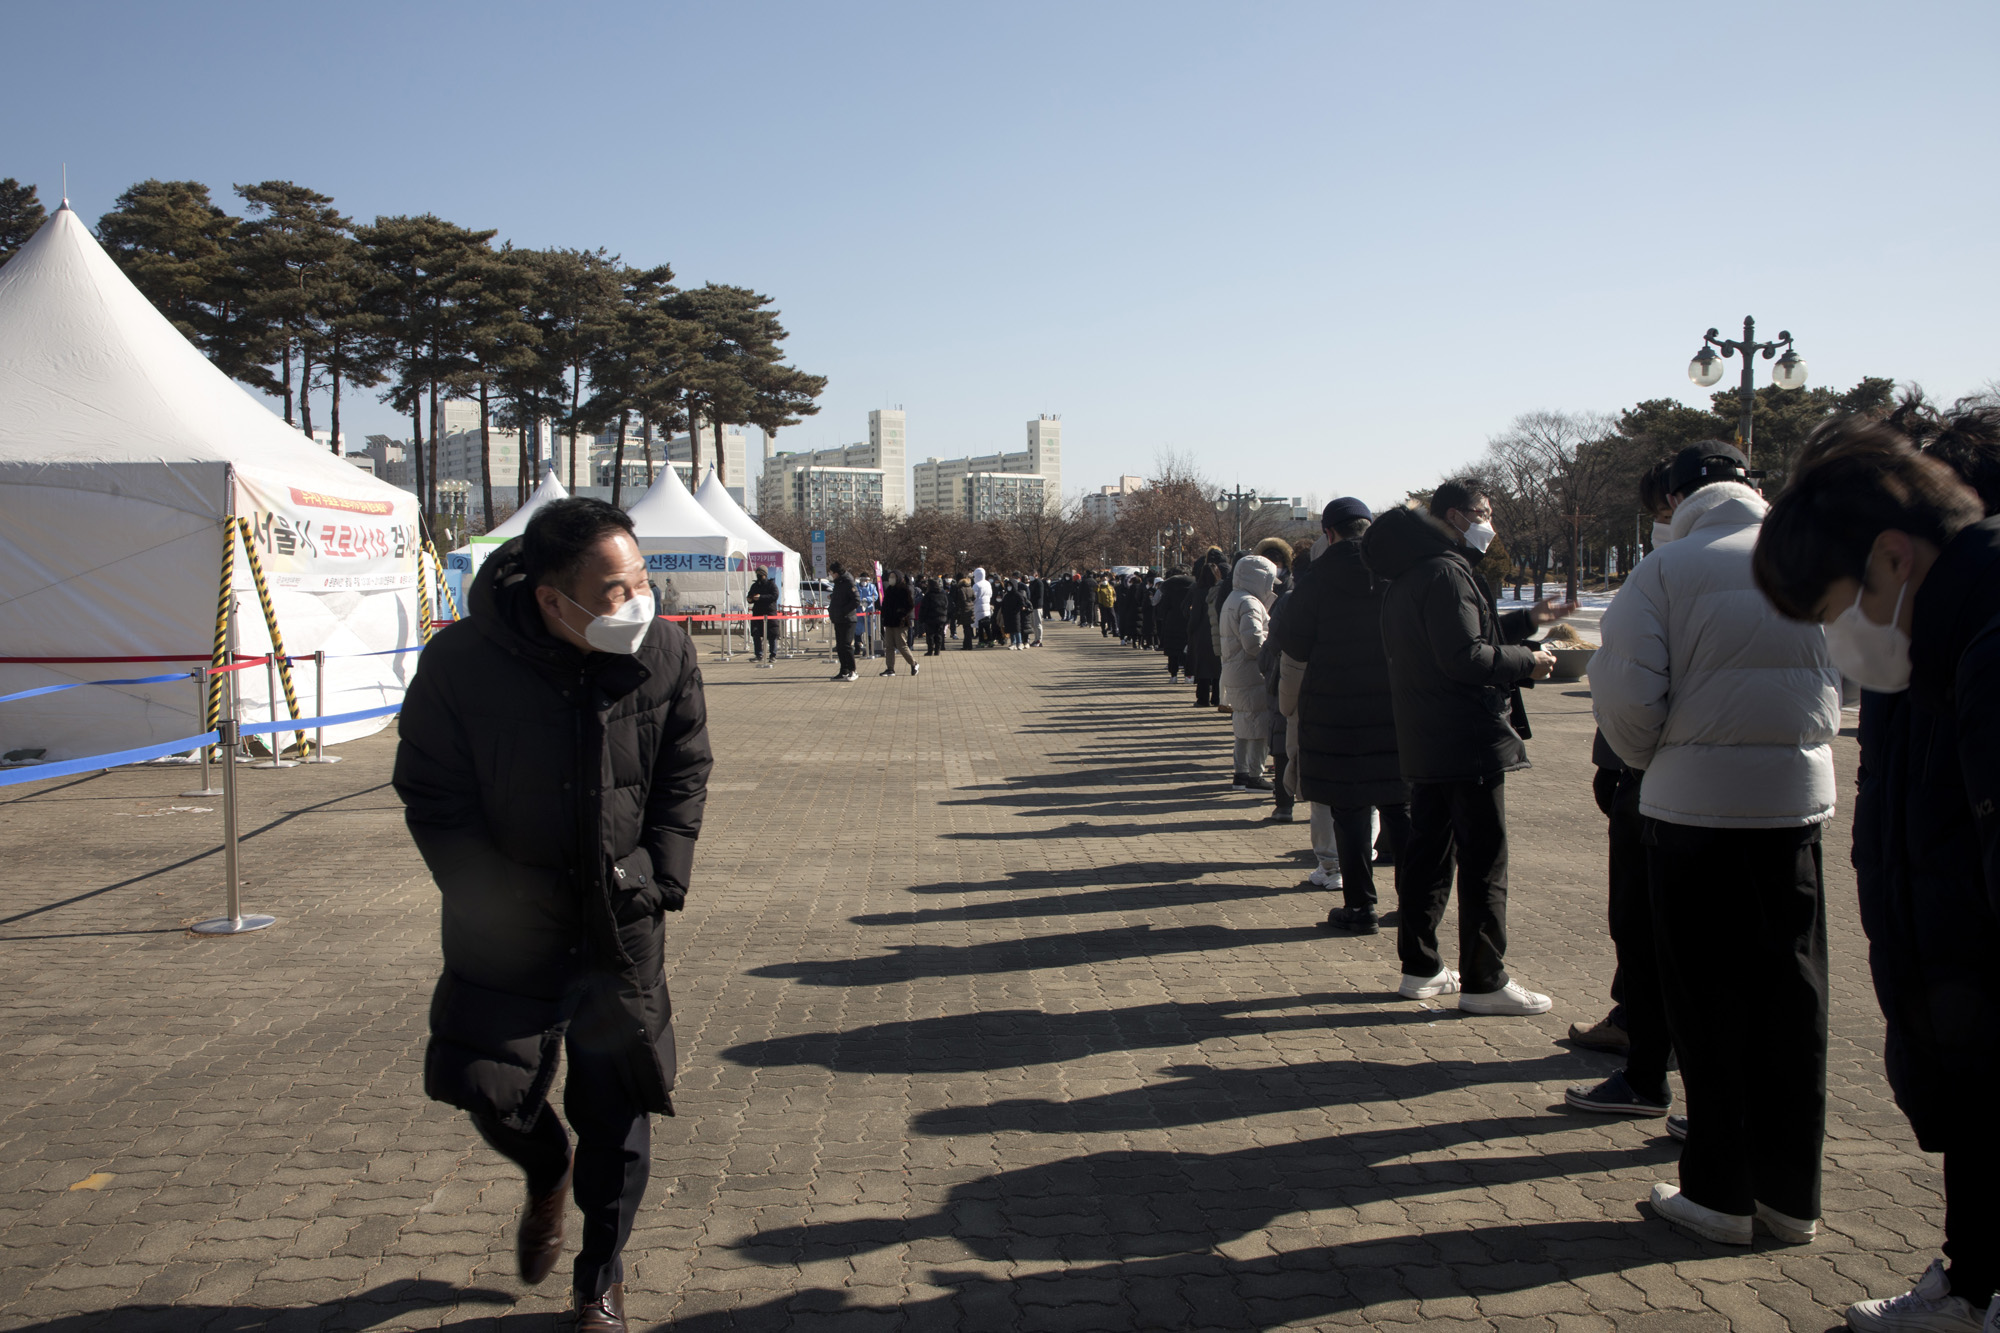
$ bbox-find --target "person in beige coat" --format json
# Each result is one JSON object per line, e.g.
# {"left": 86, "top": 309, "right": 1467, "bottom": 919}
{"left": 1219, "top": 553, "right": 1278, "bottom": 789}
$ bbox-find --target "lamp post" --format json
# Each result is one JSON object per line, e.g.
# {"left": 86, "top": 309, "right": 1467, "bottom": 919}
{"left": 918, "top": 544, "right": 927, "bottom": 575}
{"left": 1159, "top": 519, "right": 1191, "bottom": 569}
{"left": 956, "top": 548, "right": 967, "bottom": 575}
{"left": 1687, "top": 316, "right": 1807, "bottom": 466}
{"left": 1214, "top": 487, "right": 1262, "bottom": 553}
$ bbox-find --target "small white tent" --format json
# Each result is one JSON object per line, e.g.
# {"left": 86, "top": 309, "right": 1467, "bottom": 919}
{"left": 693, "top": 467, "right": 802, "bottom": 607}
{"left": 0, "top": 208, "right": 423, "bottom": 761}
{"left": 445, "top": 467, "right": 569, "bottom": 606}
{"left": 623, "top": 465, "right": 747, "bottom": 617}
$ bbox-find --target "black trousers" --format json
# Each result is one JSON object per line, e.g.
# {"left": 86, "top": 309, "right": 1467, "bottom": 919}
{"left": 471, "top": 1016, "right": 651, "bottom": 1299}
{"left": 750, "top": 615, "right": 776, "bottom": 658}
{"left": 1945, "top": 1141, "right": 2000, "bottom": 1305}
{"left": 833, "top": 618, "right": 856, "bottom": 674}
{"left": 1647, "top": 818, "right": 1828, "bottom": 1221}
{"left": 924, "top": 624, "right": 945, "bottom": 654}
{"left": 1331, "top": 801, "right": 1411, "bottom": 914}
{"left": 1396, "top": 777, "right": 1510, "bottom": 992}
{"left": 1606, "top": 774, "right": 1671, "bottom": 1096}
{"left": 1163, "top": 641, "right": 1187, "bottom": 677}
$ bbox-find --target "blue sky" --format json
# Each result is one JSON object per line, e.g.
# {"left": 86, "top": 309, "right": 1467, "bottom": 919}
{"left": 6, "top": 1, "right": 1996, "bottom": 512}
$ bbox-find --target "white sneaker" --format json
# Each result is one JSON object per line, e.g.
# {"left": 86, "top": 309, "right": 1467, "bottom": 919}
{"left": 1648, "top": 1182, "right": 1751, "bottom": 1246}
{"left": 1305, "top": 868, "right": 1330, "bottom": 888}
{"left": 911, "top": 663, "right": 919, "bottom": 676}
{"left": 1984, "top": 1293, "right": 1999, "bottom": 1333}
{"left": 1459, "top": 980, "right": 1553, "bottom": 1016}
{"left": 1848, "top": 1260, "right": 1984, "bottom": 1333}
{"left": 1399, "top": 968, "right": 1460, "bottom": 1000}
{"left": 1326, "top": 866, "right": 1343, "bottom": 890}
{"left": 1755, "top": 1200, "right": 1818, "bottom": 1244}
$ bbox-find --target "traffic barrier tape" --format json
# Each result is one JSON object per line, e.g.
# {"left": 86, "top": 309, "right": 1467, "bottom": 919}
{"left": 235, "top": 703, "right": 400, "bottom": 737}
{"left": 0, "top": 670, "right": 201, "bottom": 706}
{"left": 0, "top": 730, "right": 222, "bottom": 788}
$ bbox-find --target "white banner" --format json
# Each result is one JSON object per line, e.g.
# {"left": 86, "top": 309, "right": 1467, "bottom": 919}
{"left": 235, "top": 473, "right": 421, "bottom": 592}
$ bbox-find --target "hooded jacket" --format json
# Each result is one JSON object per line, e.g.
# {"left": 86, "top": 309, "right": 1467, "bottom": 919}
{"left": 1853, "top": 515, "right": 2000, "bottom": 1147}
{"left": 972, "top": 568, "right": 993, "bottom": 620}
{"left": 1363, "top": 506, "right": 1539, "bottom": 782}
{"left": 1155, "top": 572, "right": 1193, "bottom": 649}
{"left": 880, "top": 578, "right": 915, "bottom": 629}
{"left": 393, "top": 538, "right": 713, "bottom": 1127}
{"left": 1219, "top": 555, "right": 1278, "bottom": 695}
{"left": 921, "top": 581, "right": 950, "bottom": 627}
{"left": 1592, "top": 481, "right": 1838, "bottom": 827}
{"left": 828, "top": 573, "right": 860, "bottom": 621}
{"left": 1282, "top": 537, "right": 1407, "bottom": 808}
{"left": 748, "top": 574, "right": 779, "bottom": 617}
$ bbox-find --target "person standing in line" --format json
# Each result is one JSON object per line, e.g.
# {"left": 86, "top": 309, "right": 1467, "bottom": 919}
{"left": 1028, "top": 575, "right": 1046, "bottom": 645}
{"left": 1592, "top": 442, "right": 1839, "bottom": 1248}
{"left": 1096, "top": 575, "right": 1116, "bottom": 636}
{"left": 971, "top": 566, "right": 994, "bottom": 646}
{"left": 1753, "top": 414, "right": 2000, "bottom": 1330}
{"left": 1218, "top": 553, "right": 1279, "bottom": 791}
{"left": 1155, "top": 565, "right": 1193, "bottom": 680}
{"left": 393, "top": 498, "right": 712, "bottom": 1333}
{"left": 1185, "top": 558, "right": 1224, "bottom": 706}
{"left": 1206, "top": 550, "right": 1235, "bottom": 709}
{"left": 1259, "top": 542, "right": 1309, "bottom": 824}
{"left": 1283, "top": 499, "right": 1409, "bottom": 931}
{"left": 920, "top": 576, "right": 950, "bottom": 656}
{"left": 1361, "top": 479, "right": 1570, "bottom": 1017}
{"left": 949, "top": 576, "right": 971, "bottom": 648}
{"left": 747, "top": 565, "right": 780, "bottom": 667}
{"left": 827, "top": 562, "right": 860, "bottom": 681}
{"left": 878, "top": 570, "right": 919, "bottom": 676}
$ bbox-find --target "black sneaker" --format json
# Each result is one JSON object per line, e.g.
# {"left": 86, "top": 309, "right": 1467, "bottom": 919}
{"left": 1320, "top": 906, "right": 1379, "bottom": 935}
{"left": 1564, "top": 1070, "right": 1670, "bottom": 1117}
{"left": 1665, "top": 1114, "right": 1688, "bottom": 1142}
{"left": 1238, "top": 773, "right": 1272, "bottom": 792}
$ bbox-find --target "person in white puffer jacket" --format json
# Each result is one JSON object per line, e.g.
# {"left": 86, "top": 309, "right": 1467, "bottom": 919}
{"left": 1219, "top": 554, "right": 1278, "bottom": 790}
{"left": 970, "top": 567, "right": 993, "bottom": 645}
{"left": 1590, "top": 441, "right": 1839, "bottom": 1252}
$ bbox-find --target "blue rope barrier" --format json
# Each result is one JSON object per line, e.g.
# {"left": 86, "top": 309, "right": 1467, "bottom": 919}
{"left": 0, "top": 731, "right": 222, "bottom": 788}
{"left": 235, "top": 704, "right": 400, "bottom": 737}
{"left": 0, "top": 670, "right": 198, "bottom": 707}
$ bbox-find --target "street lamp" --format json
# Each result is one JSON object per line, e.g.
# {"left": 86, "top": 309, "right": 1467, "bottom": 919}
{"left": 1214, "top": 487, "right": 1262, "bottom": 552}
{"left": 1687, "top": 316, "right": 1806, "bottom": 465}
{"left": 1159, "top": 519, "right": 1191, "bottom": 569}
{"left": 956, "top": 548, "right": 967, "bottom": 574}
{"left": 918, "top": 544, "right": 927, "bottom": 575}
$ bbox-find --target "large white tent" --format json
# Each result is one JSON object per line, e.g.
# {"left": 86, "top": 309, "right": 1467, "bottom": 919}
{"left": 0, "top": 207, "right": 423, "bottom": 762}
{"left": 445, "top": 467, "right": 569, "bottom": 607}
{"left": 623, "top": 465, "right": 747, "bottom": 617}
{"left": 693, "top": 466, "right": 801, "bottom": 607}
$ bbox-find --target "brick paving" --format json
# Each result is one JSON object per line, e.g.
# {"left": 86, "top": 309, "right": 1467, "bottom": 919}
{"left": 0, "top": 620, "right": 1940, "bottom": 1331}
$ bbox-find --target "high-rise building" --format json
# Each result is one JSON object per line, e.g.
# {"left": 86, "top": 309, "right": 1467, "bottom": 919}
{"left": 963, "top": 472, "right": 1046, "bottom": 520}
{"left": 1081, "top": 474, "right": 1146, "bottom": 522}
{"left": 868, "top": 409, "right": 907, "bottom": 515}
{"left": 788, "top": 466, "right": 884, "bottom": 523}
{"left": 912, "top": 415, "right": 1063, "bottom": 517}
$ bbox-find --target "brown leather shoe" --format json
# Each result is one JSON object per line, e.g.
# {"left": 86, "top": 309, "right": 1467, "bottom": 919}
{"left": 574, "top": 1282, "right": 626, "bottom": 1332}
{"left": 1567, "top": 1015, "right": 1630, "bottom": 1056}
{"left": 515, "top": 1157, "right": 572, "bottom": 1285}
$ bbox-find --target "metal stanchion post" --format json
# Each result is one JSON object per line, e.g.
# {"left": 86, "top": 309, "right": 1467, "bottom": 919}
{"left": 304, "top": 649, "right": 341, "bottom": 764}
{"left": 192, "top": 690, "right": 275, "bottom": 935}
{"left": 180, "top": 669, "right": 223, "bottom": 798}
{"left": 253, "top": 654, "right": 297, "bottom": 768}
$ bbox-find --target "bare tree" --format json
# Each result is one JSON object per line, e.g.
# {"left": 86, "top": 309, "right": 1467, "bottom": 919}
{"left": 1483, "top": 410, "right": 1621, "bottom": 602}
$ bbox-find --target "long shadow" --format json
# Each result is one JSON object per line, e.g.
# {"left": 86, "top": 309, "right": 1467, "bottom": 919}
{"left": 852, "top": 877, "right": 1291, "bottom": 926}
{"left": 4, "top": 1280, "right": 517, "bottom": 1332}
{"left": 720, "top": 992, "right": 1430, "bottom": 1074}
{"left": 899, "top": 858, "right": 1270, "bottom": 898}
{"left": 943, "top": 816, "right": 1291, "bottom": 842}
{"left": 735, "top": 1114, "right": 1678, "bottom": 1264}
{"left": 746, "top": 921, "right": 1325, "bottom": 987}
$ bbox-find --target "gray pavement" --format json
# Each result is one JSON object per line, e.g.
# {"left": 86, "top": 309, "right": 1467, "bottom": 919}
{"left": 0, "top": 621, "right": 1940, "bottom": 1331}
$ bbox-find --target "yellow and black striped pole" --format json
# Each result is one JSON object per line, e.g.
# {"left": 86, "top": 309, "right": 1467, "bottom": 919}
{"left": 416, "top": 547, "right": 434, "bottom": 646}
{"left": 423, "top": 540, "right": 462, "bottom": 622}
{"left": 235, "top": 518, "right": 306, "bottom": 754}
{"left": 206, "top": 517, "right": 236, "bottom": 756}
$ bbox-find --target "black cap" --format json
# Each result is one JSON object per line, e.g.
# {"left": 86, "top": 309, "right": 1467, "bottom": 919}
{"left": 1667, "top": 441, "right": 1756, "bottom": 495}
{"left": 1321, "top": 496, "right": 1373, "bottom": 528}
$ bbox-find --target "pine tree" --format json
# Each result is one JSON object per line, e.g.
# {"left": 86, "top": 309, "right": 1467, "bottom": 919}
{"left": 0, "top": 178, "right": 47, "bottom": 265}
{"left": 235, "top": 181, "right": 353, "bottom": 430}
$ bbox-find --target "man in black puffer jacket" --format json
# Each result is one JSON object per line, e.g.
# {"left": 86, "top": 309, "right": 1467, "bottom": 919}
{"left": 1155, "top": 567, "right": 1193, "bottom": 679}
{"left": 1281, "top": 498, "right": 1411, "bottom": 933}
{"left": 394, "top": 498, "right": 712, "bottom": 1330}
{"left": 1361, "top": 478, "right": 1568, "bottom": 1018}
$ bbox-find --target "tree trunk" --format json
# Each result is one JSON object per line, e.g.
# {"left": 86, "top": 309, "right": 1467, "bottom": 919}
{"left": 517, "top": 413, "right": 529, "bottom": 506}
{"left": 567, "top": 367, "right": 583, "bottom": 491}
{"left": 478, "top": 380, "right": 494, "bottom": 535}
{"left": 410, "top": 390, "right": 428, "bottom": 533}
{"left": 713, "top": 416, "right": 726, "bottom": 485}
{"left": 1564, "top": 517, "right": 1580, "bottom": 605}
{"left": 329, "top": 363, "right": 342, "bottom": 456}
{"left": 611, "top": 410, "right": 628, "bottom": 508}
{"left": 428, "top": 380, "right": 442, "bottom": 518}
{"left": 686, "top": 391, "right": 703, "bottom": 478}
{"left": 299, "top": 348, "right": 316, "bottom": 440}
{"left": 280, "top": 340, "right": 294, "bottom": 425}
{"left": 642, "top": 416, "right": 654, "bottom": 484}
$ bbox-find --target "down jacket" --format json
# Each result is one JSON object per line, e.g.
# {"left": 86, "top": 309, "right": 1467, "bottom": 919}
{"left": 1592, "top": 481, "right": 1838, "bottom": 828}
{"left": 1281, "top": 537, "right": 1407, "bottom": 808}
{"left": 393, "top": 539, "right": 714, "bottom": 1127}
{"left": 1362, "top": 506, "right": 1539, "bottom": 783}
{"left": 1184, "top": 571, "right": 1223, "bottom": 679}
{"left": 1854, "top": 515, "right": 2000, "bottom": 1147}
{"left": 1219, "top": 555, "right": 1278, "bottom": 695}
{"left": 972, "top": 568, "right": 993, "bottom": 621}
{"left": 1155, "top": 572, "right": 1193, "bottom": 650}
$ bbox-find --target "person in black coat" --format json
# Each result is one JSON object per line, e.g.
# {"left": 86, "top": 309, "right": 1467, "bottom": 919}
{"left": 1361, "top": 481, "right": 1569, "bottom": 1014}
{"left": 1281, "top": 499, "right": 1412, "bottom": 933}
{"left": 1184, "top": 558, "right": 1224, "bottom": 705}
{"left": 747, "top": 566, "right": 780, "bottom": 664}
{"left": 393, "top": 498, "right": 713, "bottom": 1326}
{"left": 920, "top": 577, "right": 950, "bottom": 655}
{"left": 878, "top": 570, "right": 918, "bottom": 675}
{"left": 1155, "top": 568, "right": 1193, "bottom": 679}
{"left": 998, "top": 578, "right": 1027, "bottom": 648}
{"left": 1755, "top": 422, "right": 1999, "bottom": 1316}
{"left": 827, "top": 563, "right": 860, "bottom": 679}
{"left": 948, "top": 577, "right": 972, "bottom": 649}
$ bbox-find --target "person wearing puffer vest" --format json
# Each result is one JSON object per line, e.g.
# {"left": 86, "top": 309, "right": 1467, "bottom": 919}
{"left": 1219, "top": 554, "right": 1278, "bottom": 790}
{"left": 1590, "top": 441, "right": 1839, "bottom": 1250}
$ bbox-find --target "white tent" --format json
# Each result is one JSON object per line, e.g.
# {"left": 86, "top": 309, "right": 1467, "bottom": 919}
{"left": 693, "top": 466, "right": 802, "bottom": 607}
{"left": 0, "top": 207, "right": 423, "bottom": 761}
{"left": 445, "top": 467, "right": 569, "bottom": 605}
{"left": 623, "top": 464, "right": 747, "bottom": 618}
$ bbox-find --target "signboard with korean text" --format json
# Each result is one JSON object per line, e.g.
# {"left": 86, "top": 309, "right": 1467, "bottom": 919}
{"left": 234, "top": 472, "right": 419, "bottom": 592}
{"left": 811, "top": 530, "right": 827, "bottom": 578}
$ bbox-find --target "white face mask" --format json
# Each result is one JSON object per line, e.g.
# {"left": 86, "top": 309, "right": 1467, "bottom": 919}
{"left": 1460, "top": 519, "right": 1496, "bottom": 554}
{"left": 559, "top": 589, "right": 655, "bottom": 655}
{"left": 1823, "top": 582, "right": 1911, "bottom": 694}
{"left": 1651, "top": 521, "right": 1675, "bottom": 548}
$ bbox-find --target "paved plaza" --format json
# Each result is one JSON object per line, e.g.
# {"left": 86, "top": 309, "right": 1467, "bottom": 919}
{"left": 0, "top": 622, "right": 1943, "bottom": 1331}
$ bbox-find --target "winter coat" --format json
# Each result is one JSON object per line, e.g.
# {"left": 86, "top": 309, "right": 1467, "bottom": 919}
{"left": 1362, "top": 506, "right": 1539, "bottom": 783}
{"left": 972, "top": 568, "right": 993, "bottom": 620}
{"left": 1281, "top": 538, "right": 1407, "bottom": 808}
{"left": 393, "top": 539, "right": 713, "bottom": 1128}
{"left": 1185, "top": 576, "right": 1223, "bottom": 678}
{"left": 1219, "top": 556, "right": 1278, "bottom": 695}
{"left": 948, "top": 582, "right": 969, "bottom": 623}
{"left": 880, "top": 581, "right": 915, "bottom": 629}
{"left": 1208, "top": 581, "right": 1230, "bottom": 661}
{"left": 1095, "top": 581, "right": 1115, "bottom": 610}
{"left": 999, "top": 587, "right": 1026, "bottom": 632}
{"left": 1592, "top": 481, "right": 1838, "bottom": 828}
{"left": 748, "top": 576, "right": 779, "bottom": 616}
{"left": 828, "top": 574, "right": 860, "bottom": 622}
{"left": 1155, "top": 574, "right": 1193, "bottom": 649}
{"left": 1853, "top": 515, "right": 2000, "bottom": 1148}
{"left": 921, "top": 584, "right": 949, "bottom": 627}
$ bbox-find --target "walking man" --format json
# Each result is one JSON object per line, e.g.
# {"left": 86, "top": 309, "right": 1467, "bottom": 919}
{"left": 828, "top": 562, "right": 859, "bottom": 680}
{"left": 1361, "top": 479, "right": 1570, "bottom": 1016}
{"left": 394, "top": 497, "right": 712, "bottom": 1332}
{"left": 748, "top": 564, "right": 779, "bottom": 666}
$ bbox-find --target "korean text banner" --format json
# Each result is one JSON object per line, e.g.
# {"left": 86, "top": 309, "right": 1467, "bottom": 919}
{"left": 235, "top": 473, "right": 420, "bottom": 592}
